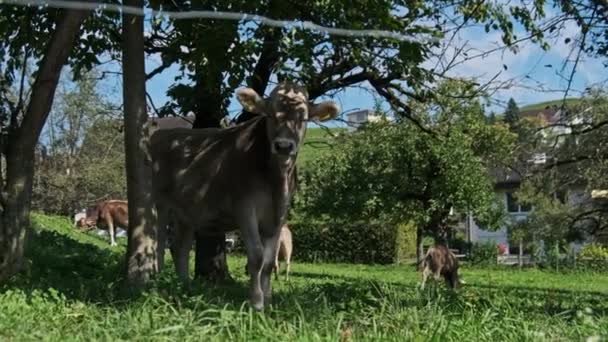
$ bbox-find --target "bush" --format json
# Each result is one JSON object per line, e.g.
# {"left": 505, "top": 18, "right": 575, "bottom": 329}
{"left": 579, "top": 244, "right": 608, "bottom": 259}
{"left": 469, "top": 242, "right": 498, "bottom": 265}
{"left": 290, "top": 218, "right": 417, "bottom": 264}
{"left": 394, "top": 221, "right": 417, "bottom": 263}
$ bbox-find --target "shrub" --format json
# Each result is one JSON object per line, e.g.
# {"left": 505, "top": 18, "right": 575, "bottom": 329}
{"left": 579, "top": 244, "right": 608, "bottom": 259}
{"left": 394, "top": 221, "right": 417, "bottom": 263}
{"left": 290, "top": 218, "right": 417, "bottom": 264}
{"left": 469, "top": 242, "right": 498, "bottom": 265}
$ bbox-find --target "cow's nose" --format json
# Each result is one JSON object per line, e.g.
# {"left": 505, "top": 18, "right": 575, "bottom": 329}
{"left": 273, "top": 139, "right": 295, "bottom": 155}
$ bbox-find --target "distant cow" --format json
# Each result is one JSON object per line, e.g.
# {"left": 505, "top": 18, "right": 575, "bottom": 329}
{"left": 73, "top": 210, "right": 87, "bottom": 228}
{"left": 420, "top": 245, "right": 461, "bottom": 290}
{"left": 274, "top": 225, "right": 293, "bottom": 281}
{"left": 150, "top": 82, "right": 339, "bottom": 310}
{"left": 79, "top": 200, "right": 129, "bottom": 246}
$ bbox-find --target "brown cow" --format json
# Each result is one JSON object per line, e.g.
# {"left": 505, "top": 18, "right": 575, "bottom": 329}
{"left": 96, "top": 200, "right": 129, "bottom": 246}
{"left": 79, "top": 200, "right": 129, "bottom": 246}
{"left": 150, "top": 82, "right": 339, "bottom": 310}
{"left": 273, "top": 225, "right": 293, "bottom": 281}
{"left": 419, "top": 245, "right": 461, "bottom": 290}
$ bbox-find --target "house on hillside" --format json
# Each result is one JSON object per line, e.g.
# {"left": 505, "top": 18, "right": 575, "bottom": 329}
{"left": 465, "top": 103, "right": 597, "bottom": 254}
{"left": 345, "top": 109, "right": 394, "bottom": 130}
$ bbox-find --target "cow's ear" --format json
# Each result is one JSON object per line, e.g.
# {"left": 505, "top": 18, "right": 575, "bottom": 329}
{"left": 236, "top": 88, "right": 266, "bottom": 114}
{"left": 309, "top": 101, "right": 340, "bottom": 122}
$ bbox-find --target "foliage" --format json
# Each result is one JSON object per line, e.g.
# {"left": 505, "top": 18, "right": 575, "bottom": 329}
{"left": 32, "top": 73, "right": 125, "bottom": 215}
{"left": 1, "top": 213, "right": 607, "bottom": 340}
{"left": 143, "top": 0, "right": 555, "bottom": 127}
{"left": 0, "top": 5, "right": 119, "bottom": 131}
{"left": 515, "top": 90, "right": 608, "bottom": 244}
{"left": 503, "top": 98, "right": 520, "bottom": 129}
{"left": 289, "top": 218, "right": 415, "bottom": 264}
{"left": 469, "top": 242, "right": 498, "bottom": 266}
{"left": 296, "top": 80, "right": 514, "bottom": 241}
{"left": 580, "top": 244, "right": 608, "bottom": 260}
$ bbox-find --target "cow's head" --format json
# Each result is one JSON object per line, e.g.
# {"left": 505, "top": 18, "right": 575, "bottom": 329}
{"left": 236, "top": 83, "right": 340, "bottom": 163}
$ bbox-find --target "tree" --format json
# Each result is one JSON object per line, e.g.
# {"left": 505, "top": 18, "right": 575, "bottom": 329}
{"left": 32, "top": 71, "right": 125, "bottom": 215}
{"left": 297, "top": 80, "right": 514, "bottom": 262}
{"left": 0, "top": 9, "right": 91, "bottom": 283}
{"left": 515, "top": 89, "right": 608, "bottom": 246}
{"left": 122, "top": 0, "right": 159, "bottom": 286}
{"left": 504, "top": 98, "right": 520, "bottom": 129}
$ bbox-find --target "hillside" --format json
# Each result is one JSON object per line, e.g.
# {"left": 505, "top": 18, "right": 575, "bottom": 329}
{"left": 298, "top": 127, "right": 346, "bottom": 167}
{"left": 519, "top": 98, "right": 581, "bottom": 112}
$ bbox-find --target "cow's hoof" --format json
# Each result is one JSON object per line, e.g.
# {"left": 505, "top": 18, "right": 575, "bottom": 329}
{"left": 251, "top": 300, "right": 264, "bottom": 312}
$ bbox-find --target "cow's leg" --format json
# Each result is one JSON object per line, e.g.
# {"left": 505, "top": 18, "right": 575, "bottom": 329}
{"left": 238, "top": 212, "right": 264, "bottom": 310}
{"left": 260, "top": 231, "right": 281, "bottom": 306}
{"left": 273, "top": 243, "right": 280, "bottom": 281}
{"left": 420, "top": 266, "right": 431, "bottom": 290}
{"left": 284, "top": 250, "right": 291, "bottom": 282}
{"left": 172, "top": 224, "right": 194, "bottom": 282}
{"left": 107, "top": 216, "right": 117, "bottom": 247}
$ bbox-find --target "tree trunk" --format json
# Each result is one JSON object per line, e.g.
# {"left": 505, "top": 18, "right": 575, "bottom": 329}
{"left": 416, "top": 226, "right": 424, "bottom": 267}
{"left": 0, "top": 9, "right": 89, "bottom": 283}
{"left": 123, "top": 0, "right": 159, "bottom": 287}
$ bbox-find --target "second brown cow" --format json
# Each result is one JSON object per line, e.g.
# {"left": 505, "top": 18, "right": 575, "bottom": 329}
{"left": 78, "top": 200, "right": 129, "bottom": 246}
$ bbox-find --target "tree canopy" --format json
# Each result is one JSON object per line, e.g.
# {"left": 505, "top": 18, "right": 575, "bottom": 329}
{"left": 297, "top": 80, "right": 514, "bottom": 242}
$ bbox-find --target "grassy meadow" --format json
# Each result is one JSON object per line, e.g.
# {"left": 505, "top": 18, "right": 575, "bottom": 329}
{"left": 0, "top": 213, "right": 607, "bottom": 341}
{"left": 298, "top": 127, "right": 345, "bottom": 167}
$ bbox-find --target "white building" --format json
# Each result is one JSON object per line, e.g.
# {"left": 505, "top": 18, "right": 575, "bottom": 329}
{"left": 466, "top": 104, "right": 597, "bottom": 254}
{"left": 345, "top": 109, "right": 393, "bottom": 130}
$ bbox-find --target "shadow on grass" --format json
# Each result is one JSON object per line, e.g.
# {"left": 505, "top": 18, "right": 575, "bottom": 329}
{"left": 3, "top": 228, "right": 126, "bottom": 303}
{"left": 3, "top": 226, "right": 607, "bottom": 320}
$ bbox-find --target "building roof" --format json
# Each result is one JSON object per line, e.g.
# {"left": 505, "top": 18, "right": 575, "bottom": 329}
{"left": 149, "top": 115, "right": 194, "bottom": 130}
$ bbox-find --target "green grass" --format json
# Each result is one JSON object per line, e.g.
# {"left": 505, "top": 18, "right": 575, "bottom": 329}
{"left": 1, "top": 214, "right": 607, "bottom": 340}
{"left": 298, "top": 127, "right": 345, "bottom": 167}
{"left": 519, "top": 98, "right": 582, "bottom": 112}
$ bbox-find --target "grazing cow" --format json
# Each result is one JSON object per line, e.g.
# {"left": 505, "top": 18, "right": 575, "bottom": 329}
{"left": 95, "top": 200, "right": 129, "bottom": 246}
{"left": 273, "top": 225, "right": 293, "bottom": 281}
{"left": 150, "top": 82, "right": 339, "bottom": 310}
{"left": 419, "top": 244, "right": 461, "bottom": 289}
{"left": 73, "top": 210, "right": 87, "bottom": 228}
{"left": 79, "top": 200, "right": 129, "bottom": 246}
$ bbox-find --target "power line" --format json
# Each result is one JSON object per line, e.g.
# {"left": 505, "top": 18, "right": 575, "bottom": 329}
{"left": 0, "top": 0, "right": 437, "bottom": 43}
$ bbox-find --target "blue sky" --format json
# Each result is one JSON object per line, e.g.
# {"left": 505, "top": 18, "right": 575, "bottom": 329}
{"left": 97, "top": 13, "right": 607, "bottom": 124}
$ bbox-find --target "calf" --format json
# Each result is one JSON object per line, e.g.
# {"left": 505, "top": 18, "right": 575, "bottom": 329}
{"left": 150, "top": 82, "right": 339, "bottom": 310}
{"left": 420, "top": 245, "right": 461, "bottom": 289}
{"left": 273, "top": 225, "right": 293, "bottom": 281}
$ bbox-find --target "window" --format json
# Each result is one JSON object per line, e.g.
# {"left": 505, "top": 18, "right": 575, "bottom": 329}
{"left": 505, "top": 192, "right": 531, "bottom": 213}
{"left": 506, "top": 192, "right": 519, "bottom": 212}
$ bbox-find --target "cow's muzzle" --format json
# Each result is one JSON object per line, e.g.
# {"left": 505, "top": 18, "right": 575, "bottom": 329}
{"left": 272, "top": 138, "right": 296, "bottom": 156}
